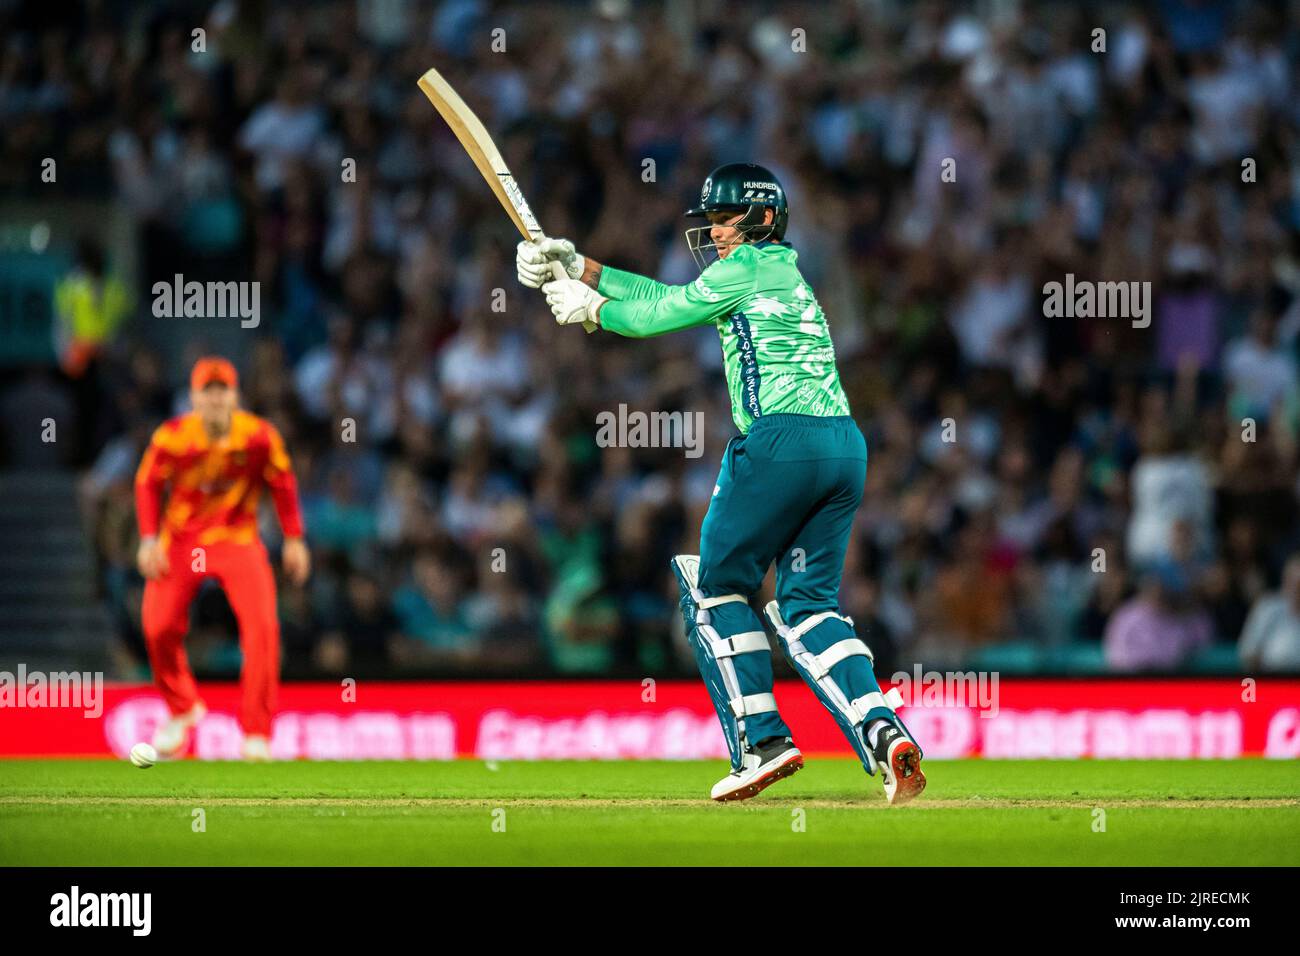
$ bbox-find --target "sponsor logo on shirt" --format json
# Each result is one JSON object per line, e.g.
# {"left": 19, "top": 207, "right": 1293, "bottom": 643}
{"left": 693, "top": 277, "right": 719, "bottom": 302}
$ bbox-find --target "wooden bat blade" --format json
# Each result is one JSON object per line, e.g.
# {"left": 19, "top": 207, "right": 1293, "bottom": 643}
{"left": 417, "top": 66, "right": 541, "bottom": 242}
{"left": 418, "top": 65, "right": 596, "bottom": 333}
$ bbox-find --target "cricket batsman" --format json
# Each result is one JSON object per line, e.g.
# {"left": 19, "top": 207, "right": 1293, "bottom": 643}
{"left": 134, "top": 356, "right": 310, "bottom": 761}
{"left": 518, "top": 163, "right": 925, "bottom": 804}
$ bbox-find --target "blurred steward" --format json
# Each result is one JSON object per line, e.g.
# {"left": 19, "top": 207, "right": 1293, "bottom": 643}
{"left": 53, "top": 238, "right": 132, "bottom": 461}
{"left": 53, "top": 238, "right": 131, "bottom": 379}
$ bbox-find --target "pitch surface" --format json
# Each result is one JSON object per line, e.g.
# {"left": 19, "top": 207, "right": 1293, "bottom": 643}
{"left": 1, "top": 759, "right": 1296, "bottom": 865}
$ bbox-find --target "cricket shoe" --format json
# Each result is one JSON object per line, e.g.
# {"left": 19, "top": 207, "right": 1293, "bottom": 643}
{"left": 711, "top": 736, "right": 803, "bottom": 801}
{"left": 151, "top": 701, "right": 207, "bottom": 758}
{"left": 872, "top": 723, "right": 925, "bottom": 806}
{"left": 241, "top": 735, "right": 272, "bottom": 762}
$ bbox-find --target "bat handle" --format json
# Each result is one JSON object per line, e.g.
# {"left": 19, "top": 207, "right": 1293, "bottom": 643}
{"left": 545, "top": 250, "right": 595, "bottom": 334}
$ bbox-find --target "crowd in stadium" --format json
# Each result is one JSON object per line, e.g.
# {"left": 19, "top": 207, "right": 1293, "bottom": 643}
{"left": 4, "top": 0, "right": 1300, "bottom": 678}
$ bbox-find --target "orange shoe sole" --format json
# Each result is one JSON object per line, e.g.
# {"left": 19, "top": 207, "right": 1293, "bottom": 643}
{"left": 886, "top": 740, "right": 926, "bottom": 806}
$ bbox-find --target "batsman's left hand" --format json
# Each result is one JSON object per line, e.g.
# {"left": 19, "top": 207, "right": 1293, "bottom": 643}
{"left": 543, "top": 278, "right": 606, "bottom": 328}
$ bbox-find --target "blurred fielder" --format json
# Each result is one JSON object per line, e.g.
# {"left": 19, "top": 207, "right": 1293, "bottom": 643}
{"left": 519, "top": 163, "right": 924, "bottom": 804}
{"left": 134, "top": 357, "right": 310, "bottom": 761}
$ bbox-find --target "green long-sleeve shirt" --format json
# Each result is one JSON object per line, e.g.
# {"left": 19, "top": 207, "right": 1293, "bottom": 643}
{"left": 597, "top": 242, "right": 851, "bottom": 433}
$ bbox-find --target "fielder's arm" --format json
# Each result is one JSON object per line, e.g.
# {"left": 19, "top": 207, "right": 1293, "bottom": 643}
{"left": 261, "top": 422, "right": 310, "bottom": 585}
{"left": 134, "top": 425, "right": 175, "bottom": 579}
{"left": 134, "top": 425, "right": 175, "bottom": 540}
{"left": 261, "top": 422, "right": 305, "bottom": 539}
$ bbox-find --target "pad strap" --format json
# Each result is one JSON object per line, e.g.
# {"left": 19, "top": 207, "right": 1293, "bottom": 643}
{"left": 807, "top": 638, "right": 873, "bottom": 679}
{"left": 711, "top": 631, "right": 770, "bottom": 659}
{"left": 848, "top": 689, "right": 905, "bottom": 722}
{"left": 695, "top": 590, "right": 747, "bottom": 610}
{"left": 729, "top": 693, "right": 778, "bottom": 718}
{"left": 788, "top": 610, "right": 856, "bottom": 640}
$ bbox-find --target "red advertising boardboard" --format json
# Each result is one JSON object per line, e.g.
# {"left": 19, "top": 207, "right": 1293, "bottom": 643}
{"left": 2, "top": 677, "right": 1299, "bottom": 760}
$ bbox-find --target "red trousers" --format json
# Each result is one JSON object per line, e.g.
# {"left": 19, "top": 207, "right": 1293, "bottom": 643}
{"left": 142, "top": 538, "right": 279, "bottom": 735}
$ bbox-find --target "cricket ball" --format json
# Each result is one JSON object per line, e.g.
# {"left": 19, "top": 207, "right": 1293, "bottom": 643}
{"left": 129, "top": 742, "right": 158, "bottom": 768}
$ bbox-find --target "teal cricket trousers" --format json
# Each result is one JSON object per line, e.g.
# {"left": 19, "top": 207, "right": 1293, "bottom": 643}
{"left": 695, "top": 413, "right": 869, "bottom": 748}
{"left": 699, "top": 413, "right": 867, "bottom": 613}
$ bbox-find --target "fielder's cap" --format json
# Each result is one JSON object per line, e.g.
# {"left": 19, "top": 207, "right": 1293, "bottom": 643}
{"left": 190, "top": 356, "right": 238, "bottom": 390}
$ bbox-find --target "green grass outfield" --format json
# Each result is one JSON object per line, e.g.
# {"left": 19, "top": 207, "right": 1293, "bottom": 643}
{"left": 1, "top": 758, "right": 1297, "bottom": 866}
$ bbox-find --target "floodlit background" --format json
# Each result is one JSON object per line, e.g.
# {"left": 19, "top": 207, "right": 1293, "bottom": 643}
{"left": 1, "top": 0, "right": 1299, "bottom": 688}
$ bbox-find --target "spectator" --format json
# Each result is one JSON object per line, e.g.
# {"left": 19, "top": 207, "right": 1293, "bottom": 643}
{"left": 1127, "top": 420, "right": 1213, "bottom": 566}
{"left": 1104, "top": 567, "right": 1212, "bottom": 671}
{"left": 1238, "top": 556, "right": 1300, "bottom": 671}
{"left": 1222, "top": 311, "right": 1298, "bottom": 426}
{"left": 322, "top": 566, "right": 401, "bottom": 673}
{"left": 237, "top": 67, "right": 325, "bottom": 194}
{"left": 391, "top": 551, "right": 476, "bottom": 662}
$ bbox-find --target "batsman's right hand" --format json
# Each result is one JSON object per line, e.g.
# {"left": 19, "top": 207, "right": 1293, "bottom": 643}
{"left": 517, "top": 238, "right": 584, "bottom": 288}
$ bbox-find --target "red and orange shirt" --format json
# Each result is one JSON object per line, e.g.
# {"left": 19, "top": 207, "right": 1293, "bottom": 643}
{"left": 134, "top": 410, "right": 304, "bottom": 547}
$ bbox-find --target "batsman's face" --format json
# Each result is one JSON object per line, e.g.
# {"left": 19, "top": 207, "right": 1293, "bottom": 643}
{"left": 707, "top": 211, "right": 747, "bottom": 259}
{"left": 192, "top": 383, "right": 237, "bottom": 434}
{"left": 707, "top": 208, "right": 776, "bottom": 259}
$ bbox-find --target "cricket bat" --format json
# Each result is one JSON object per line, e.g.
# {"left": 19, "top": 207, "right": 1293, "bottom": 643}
{"left": 417, "top": 66, "right": 596, "bottom": 332}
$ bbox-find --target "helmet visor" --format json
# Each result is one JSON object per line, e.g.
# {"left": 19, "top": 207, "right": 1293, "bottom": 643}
{"left": 682, "top": 205, "right": 777, "bottom": 271}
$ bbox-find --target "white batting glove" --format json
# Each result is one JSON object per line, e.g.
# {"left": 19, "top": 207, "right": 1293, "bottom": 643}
{"left": 543, "top": 278, "right": 606, "bottom": 328}
{"left": 517, "top": 238, "right": 584, "bottom": 288}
